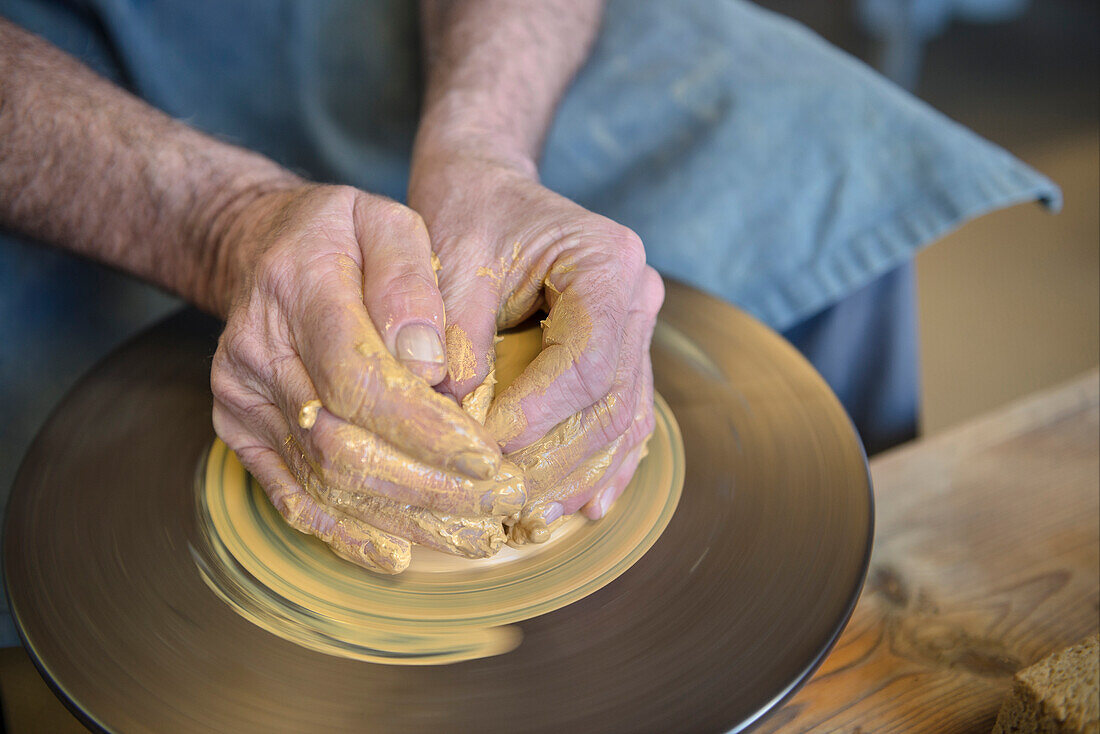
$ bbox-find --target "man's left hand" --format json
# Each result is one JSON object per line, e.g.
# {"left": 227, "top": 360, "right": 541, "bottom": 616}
{"left": 409, "top": 152, "right": 664, "bottom": 544}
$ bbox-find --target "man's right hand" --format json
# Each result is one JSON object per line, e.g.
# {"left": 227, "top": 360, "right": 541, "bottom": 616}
{"left": 0, "top": 21, "right": 525, "bottom": 572}
{"left": 209, "top": 185, "right": 526, "bottom": 573}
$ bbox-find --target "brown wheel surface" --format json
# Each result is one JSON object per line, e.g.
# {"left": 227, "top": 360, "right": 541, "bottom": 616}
{"left": 4, "top": 281, "right": 871, "bottom": 733}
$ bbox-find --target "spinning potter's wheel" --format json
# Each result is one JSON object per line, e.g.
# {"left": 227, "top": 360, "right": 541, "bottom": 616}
{"left": 193, "top": 391, "right": 683, "bottom": 666}
{"left": 5, "top": 281, "right": 872, "bottom": 733}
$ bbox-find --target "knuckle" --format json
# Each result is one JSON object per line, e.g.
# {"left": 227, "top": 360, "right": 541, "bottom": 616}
{"left": 234, "top": 397, "right": 272, "bottom": 431}
{"left": 603, "top": 390, "right": 636, "bottom": 438}
{"left": 312, "top": 461, "right": 338, "bottom": 491}
{"left": 232, "top": 444, "right": 268, "bottom": 469}
{"left": 353, "top": 364, "right": 386, "bottom": 412}
{"left": 319, "top": 184, "right": 360, "bottom": 212}
{"left": 252, "top": 245, "right": 297, "bottom": 300}
{"left": 589, "top": 399, "right": 630, "bottom": 447}
{"left": 215, "top": 317, "right": 267, "bottom": 375}
{"left": 324, "top": 363, "right": 382, "bottom": 418}
{"left": 264, "top": 352, "right": 306, "bottom": 400}
{"left": 642, "top": 266, "right": 665, "bottom": 310}
{"left": 376, "top": 201, "right": 429, "bottom": 240}
{"left": 628, "top": 408, "right": 656, "bottom": 443}
{"left": 274, "top": 487, "right": 309, "bottom": 530}
{"left": 310, "top": 426, "right": 385, "bottom": 493}
{"left": 573, "top": 224, "right": 645, "bottom": 275}
{"left": 383, "top": 269, "right": 440, "bottom": 303}
{"left": 609, "top": 227, "right": 646, "bottom": 269}
{"left": 574, "top": 350, "right": 617, "bottom": 406}
{"left": 305, "top": 438, "right": 340, "bottom": 488}
{"left": 210, "top": 360, "right": 253, "bottom": 410}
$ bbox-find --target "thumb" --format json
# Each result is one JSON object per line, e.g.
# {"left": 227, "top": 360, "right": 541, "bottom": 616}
{"left": 436, "top": 265, "right": 501, "bottom": 405}
{"left": 354, "top": 199, "right": 448, "bottom": 385}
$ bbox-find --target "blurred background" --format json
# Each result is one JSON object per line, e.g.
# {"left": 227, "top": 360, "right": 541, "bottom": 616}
{"left": 1, "top": 1, "right": 1098, "bottom": 731}
{"left": 760, "top": 0, "right": 1099, "bottom": 432}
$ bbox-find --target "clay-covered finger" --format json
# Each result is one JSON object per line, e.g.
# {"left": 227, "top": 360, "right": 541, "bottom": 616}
{"left": 506, "top": 270, "right": 661, "bottom": 500}
{"left": 270, "top": 478, "right": 411, "bottom": 573}
{"left": 508, "top": 321, "right": 659, "bottom": 544}
{"left": 289, "top": 256, "right": 501, "bottom": 479}
{"left": 325, "top": 487, "right": 508, "bottom": 559}
{"left": 281, "top": 441, "right": 513, "bottom": 559}
{"left": 212, "top": 409, "right": 410, "bottom": 573}
{"left": 299, "top": 414, "right": 526, "bottom": 516}
{"left": 505, "top": 355, "right": 644, "bottom": 493}
{"left": 509, "top": 427, "right": 623, "bottom": 545}
{"left": 255, "top": 353, "right": 525, "bottom": 516}
{"left": 581, "top": 440, "right": 650, "bottom": 521}
{"left": 434, "top": 256, "right": 507, "bottom": 404}
{"left": 581, "top": 360, "right": 656, "bottom": 521}
{"left": 486, "top": 255, "right": 662, "bottom": 452}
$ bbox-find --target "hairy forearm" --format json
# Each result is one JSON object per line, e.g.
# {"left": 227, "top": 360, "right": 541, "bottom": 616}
{"left": 0, "top": 19, "right": 300, "bottom": 316}
{"left": 415, "top": 0, "right": 603, "bottom": 172}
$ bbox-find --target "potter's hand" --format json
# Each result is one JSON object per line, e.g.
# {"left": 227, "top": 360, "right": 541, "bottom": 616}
{"left": 210, "top": 185, "right": 525, "bottom": 572}
{"left": 408, "top": 155, "right": 664, "bottom": 543}
{"left": 0, "top": 21, "right": 523, "bottom": 571}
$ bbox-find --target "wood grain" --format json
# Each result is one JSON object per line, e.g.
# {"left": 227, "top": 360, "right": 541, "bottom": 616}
{"left": 761, "top": 370, "right": 1100, "bottom": 733}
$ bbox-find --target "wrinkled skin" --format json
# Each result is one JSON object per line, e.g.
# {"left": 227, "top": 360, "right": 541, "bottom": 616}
{"left": 409, "top": 153, "right": 665, "bottom": 544}
{"left": 210, "top": 185, "right": 526, "bottom": 573}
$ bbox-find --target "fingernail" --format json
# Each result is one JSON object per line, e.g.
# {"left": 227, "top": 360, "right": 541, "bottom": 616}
{"left": 540, "top": 502, "right": 565, "bottom": 525}
{"left": 524, "top": 501, "right": 563, "bottom": 529}
{"left": 480, "top": 479, "right": 527, "bottom": 516}
{"left": 596, "top": 490, "right": 615, "bottom": 518}
{"left": 453, "top": 450, "right": 499, "bottom": 480}
{"left": 395, "top": 323, "right": 445, "bottom": 365}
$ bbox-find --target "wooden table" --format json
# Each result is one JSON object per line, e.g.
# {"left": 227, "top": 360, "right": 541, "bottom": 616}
{"left": 761, "top": 370, "right": 1100, "bottom": 733}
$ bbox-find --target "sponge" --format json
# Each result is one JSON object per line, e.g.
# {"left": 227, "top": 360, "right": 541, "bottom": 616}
{"left": 993, "top": 634, "right": 1099, "bottom": 734}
